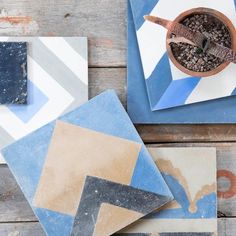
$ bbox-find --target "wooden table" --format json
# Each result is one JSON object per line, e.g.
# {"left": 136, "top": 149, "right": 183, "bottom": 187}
{"left": 0, "top": 1, "right": 236, "bottom": 235}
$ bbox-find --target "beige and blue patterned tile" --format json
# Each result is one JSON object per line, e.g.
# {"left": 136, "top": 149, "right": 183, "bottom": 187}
{"left": 2, "top": 90, "right": 173, "bottom": 236}
{"left": 118, "top": 147, "right": 217, "bottom": 235}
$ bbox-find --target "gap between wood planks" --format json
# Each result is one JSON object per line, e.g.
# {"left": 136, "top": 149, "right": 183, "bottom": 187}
{"left": 0, "top": 221, "right": 38, "bottom": 224}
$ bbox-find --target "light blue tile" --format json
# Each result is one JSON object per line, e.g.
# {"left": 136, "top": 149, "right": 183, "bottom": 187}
{"left": 2, "top": 90, "right": 172, "bottom": 236}
{"left": 127, "top": 1, "right": 236, "bottom": 123}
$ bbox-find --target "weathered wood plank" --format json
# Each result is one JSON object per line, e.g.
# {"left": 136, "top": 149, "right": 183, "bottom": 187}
{"left": 0, "top": 0, "right": 126, "bottom": 67}
{"left": 0, "top": 218, "right": 235, "bottom": 236}
{"left": 137, "top": 125, "right": 236, "bottom": 143}
{"left": 0, "top": 222, "right": 44, "bottom": 236}
{"left": 218, "top": 218, "right": 236, "bottom": 236}
{"left": 1, "top": 143, "right": 236, "bottom": 222}
{"left": 89, "top": 68, "right": 126, "bottom": 105}
{"left": 0, "top": 165, "right": 37, "bottom": 222}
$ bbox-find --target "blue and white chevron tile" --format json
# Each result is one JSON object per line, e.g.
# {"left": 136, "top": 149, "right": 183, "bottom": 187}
{"left": 129, "top": 0, "right": 236, "bottom": 111}
{"left": 0, "top": 37, "right": 88, "bottom": 163}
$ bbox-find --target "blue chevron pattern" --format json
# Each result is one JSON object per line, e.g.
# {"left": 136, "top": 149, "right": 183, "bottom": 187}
{"left": 129, "top": 0, "right": 236, "bottom": 111}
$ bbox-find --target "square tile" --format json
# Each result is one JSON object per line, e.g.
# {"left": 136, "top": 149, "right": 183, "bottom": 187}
{"left": 0, "top": 42, "right": 27, "bottom": 104}
{"left": 127, "top": 1, "right": 236, "bottom": 124}
{"left": 2, "top": 90, "right": 173, "bottom": 236}
{"left": 129, "top": 0, "right": 236, "bottom": 111}
{"left": 119, "top": 147, "right": 217, "bottom": 235}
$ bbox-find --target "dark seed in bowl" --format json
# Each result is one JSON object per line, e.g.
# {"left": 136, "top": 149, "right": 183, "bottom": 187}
{"left": 170, "top": 13, "right": 232, "bottom": 72}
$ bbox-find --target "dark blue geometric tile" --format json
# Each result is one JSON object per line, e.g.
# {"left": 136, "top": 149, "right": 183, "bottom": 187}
{"left": 72, "top": 176, "right": 170, "bottom": 236}
{"left": 0, "top": 42, "right": 27, "bottom": 104}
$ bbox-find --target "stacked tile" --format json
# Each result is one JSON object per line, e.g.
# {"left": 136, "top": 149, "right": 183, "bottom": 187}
{"left": 127, "top": 0, "right": 236, "bottom": 124}
{"left": 2, "top": 90, "right": 173, "bottom": 236}
{"left": 0, "top": 37, "right": 88, "bottom": 163}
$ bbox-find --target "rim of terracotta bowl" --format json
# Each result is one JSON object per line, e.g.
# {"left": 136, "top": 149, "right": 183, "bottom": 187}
{"left": 166, "top": 7, "right": 236, "bottom": 77}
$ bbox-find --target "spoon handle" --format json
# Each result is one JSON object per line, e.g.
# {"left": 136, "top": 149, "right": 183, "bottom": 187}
{"left": 144, "top": 15, "right": 207, "bottom": 49}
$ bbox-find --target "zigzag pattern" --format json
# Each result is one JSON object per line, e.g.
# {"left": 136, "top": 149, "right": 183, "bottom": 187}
{"left": 130, "top": 0, "right": 236, "bottom": 110}
{"left": 72, "top": 176, "right": 171, "bottom": 236}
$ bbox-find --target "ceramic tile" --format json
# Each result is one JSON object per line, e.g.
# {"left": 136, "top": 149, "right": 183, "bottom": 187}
{"left": 127, "top": 1, "right": 236, "bottom": 124}
{"left": 34, "top": 121, "right": 142, "bottom": 216}
{"left": 0, "top": 42, "right": 27, "bottom": 104}
{"left": 129, "top": 0, "right": 236, "bottom": 110}
{"left": 0, "top": 37, "right": 88, "bottom": 154}
{"left": 2, "top": 90, "right": 173, "bottom": 236}
{"left": 119, "top": 147, "right": 217, "bottom": 235}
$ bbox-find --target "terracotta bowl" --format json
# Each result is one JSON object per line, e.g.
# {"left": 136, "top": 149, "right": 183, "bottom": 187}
{"left": 166, "top": 7, "right": 236, "bottom": 77}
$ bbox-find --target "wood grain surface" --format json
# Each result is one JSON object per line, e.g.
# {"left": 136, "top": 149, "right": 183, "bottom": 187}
{"left": 0, "top": 0, "right": 235, "bottom": 235}
{"left": 0, "top": 219, "right": 235, "bottom": 236}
